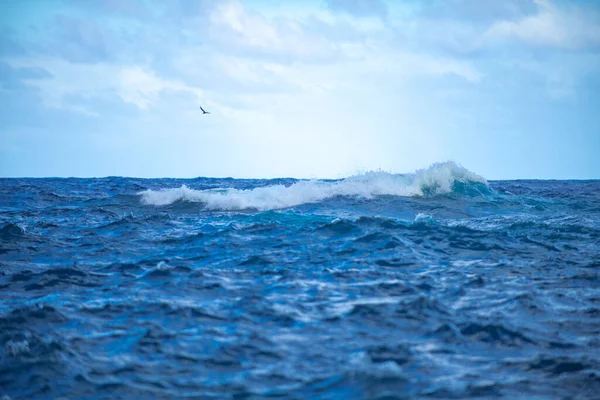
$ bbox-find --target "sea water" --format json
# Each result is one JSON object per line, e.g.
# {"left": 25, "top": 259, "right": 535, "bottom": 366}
{"left": 1, "top": 162, "right": 599, "bottom": 399}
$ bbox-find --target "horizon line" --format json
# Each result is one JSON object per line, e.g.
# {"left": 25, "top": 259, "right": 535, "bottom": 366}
{"left": 1, "top": 174, "right": 599, "bottom": 182}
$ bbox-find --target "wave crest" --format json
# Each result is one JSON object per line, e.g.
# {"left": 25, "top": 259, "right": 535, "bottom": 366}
{"left": 138, "top": 162, "right": 488, "bottom": 211}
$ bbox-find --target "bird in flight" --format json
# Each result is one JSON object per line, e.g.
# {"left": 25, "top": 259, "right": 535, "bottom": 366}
{"left": 200, "top": 106, "right": 210, "bottom": 115}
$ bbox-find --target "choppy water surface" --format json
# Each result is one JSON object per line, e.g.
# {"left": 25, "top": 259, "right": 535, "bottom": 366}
{"left": 1, "top": 163, "right": 599, "bottom": 399}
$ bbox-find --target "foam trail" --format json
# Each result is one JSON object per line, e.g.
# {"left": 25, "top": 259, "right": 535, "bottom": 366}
{"left": 138, "top": 162, "right": 488, "bottom": 211}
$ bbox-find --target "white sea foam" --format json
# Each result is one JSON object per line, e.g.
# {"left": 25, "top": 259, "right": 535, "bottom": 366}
{"left": 414, "top": 213, "right": 437, "bottom": 224}
{"left": 138, "top": 161, "right": 487, "bottom": 211}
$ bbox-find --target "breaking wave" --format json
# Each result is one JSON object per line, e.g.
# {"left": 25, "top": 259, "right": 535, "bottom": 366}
{"left": 138, "top": 162, "right": 489, "bottom": 211}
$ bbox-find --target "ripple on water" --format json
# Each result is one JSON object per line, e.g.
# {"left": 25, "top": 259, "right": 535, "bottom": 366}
{"left": 0, "top": 178, "right": 599, "bottom": 399}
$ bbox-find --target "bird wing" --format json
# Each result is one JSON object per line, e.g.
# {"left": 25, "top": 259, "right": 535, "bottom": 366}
{"left": 200, "top": 106, "right": 206, "bottom": 112}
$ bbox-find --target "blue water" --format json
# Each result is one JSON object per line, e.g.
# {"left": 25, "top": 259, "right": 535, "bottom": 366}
{"left": 1, "top": 163, "right": 599, "bottom": 399}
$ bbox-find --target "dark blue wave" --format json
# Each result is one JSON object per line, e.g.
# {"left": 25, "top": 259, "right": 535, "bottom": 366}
{"left": 0, "top": 177, "right": 599, "bottom": 399}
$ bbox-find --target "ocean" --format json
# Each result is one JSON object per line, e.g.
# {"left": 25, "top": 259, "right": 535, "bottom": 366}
{"left": 1, "top": 162, "right": 599, "bottom": 399}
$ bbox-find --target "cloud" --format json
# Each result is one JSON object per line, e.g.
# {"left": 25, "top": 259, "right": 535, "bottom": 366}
{"left": 0, "top": 27, "right": 28, "bottom": 57}
{"left": 5, "top": 58, "right": 205, "bottom": 117}
{"left": 36, "top": 1, "right": 368, "bottom": 68}
{"left": 117, "top": 66, "right": 204, "bottom": 109}
{"left": 77, "top": 0, "right": 154, "bottom": 19}
{"left": 326, "top": 0, "right": 388, "bottom": 20}
{"left": 403, "top": 0, "right": 600, "bottom": 55}
{"left": 49, "top": 15, "right": 110, "bottom": 63}
{"left": 484, "top": 0, "right": 600, "bottom": 50}
{"left": 207, "top": 1, "right": 341, "bottom": 63}
{"left": 0, "top": 62, "right": 52, "bottom": 89}
{"left": 62, "top": 92, "right": 140, "bottom": 117}
{"left": 419, "top": 0, "right": 538, "bottom": 24}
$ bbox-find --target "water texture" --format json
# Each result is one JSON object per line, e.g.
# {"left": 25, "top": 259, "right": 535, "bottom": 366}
{"left": 1, "top": 163, "right": 599, "bottom": 399}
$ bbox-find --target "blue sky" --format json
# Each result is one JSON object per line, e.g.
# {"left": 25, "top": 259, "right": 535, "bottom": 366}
{"left": 0, "top": 0, "right": 599, "bottom": 179}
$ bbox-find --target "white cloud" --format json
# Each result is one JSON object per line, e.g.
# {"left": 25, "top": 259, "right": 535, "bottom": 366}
{"left": 393, "top": 52, "right": 482, "bottom": 83}
{"left": 118, "top": 66, "right": 203, "bottom": 109}
{"left": 7, "top": 59, "right": 206, "bottom": 113}
{"left": 484, "top": 0, "right": 600, "bottom": 50}
{"left": 326, "top": 0, "right": 388, "bottom": 20}
{"left": 207, "top": 0, "right": 338, "bottom": 62}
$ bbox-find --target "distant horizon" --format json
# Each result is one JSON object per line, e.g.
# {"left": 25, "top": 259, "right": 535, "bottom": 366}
{"left": 3, "top": 177, "right": 598, "bottom": 181}
{"left": 2, "top": 170, "right": 599, "bottom": 182}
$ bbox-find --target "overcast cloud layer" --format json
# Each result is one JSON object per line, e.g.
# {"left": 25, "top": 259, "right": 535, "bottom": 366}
{"left": 1, "top": 0, "right": 599, "bottom": 179}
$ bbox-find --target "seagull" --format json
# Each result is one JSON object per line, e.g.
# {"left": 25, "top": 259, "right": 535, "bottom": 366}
{"left": 200, "top": 106, "right": 210, "bottom": 115}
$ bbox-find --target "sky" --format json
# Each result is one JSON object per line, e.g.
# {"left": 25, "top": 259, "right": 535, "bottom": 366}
{"left": 0, "top": 0, "right": 599, "bottom": 179}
